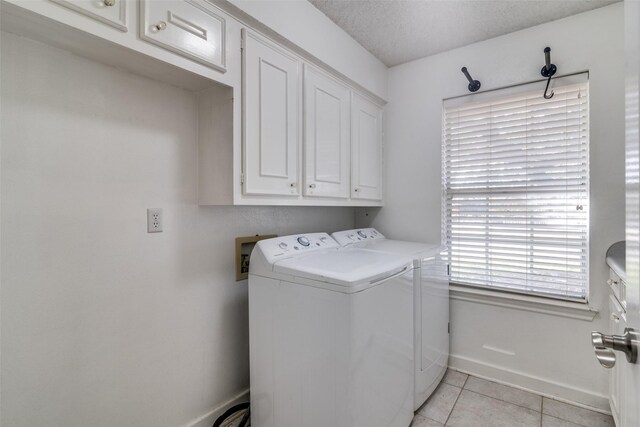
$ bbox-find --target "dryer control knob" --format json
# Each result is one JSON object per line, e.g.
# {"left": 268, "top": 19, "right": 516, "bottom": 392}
{"left": 297, "top": 237, "right": 310, "bottom": 247}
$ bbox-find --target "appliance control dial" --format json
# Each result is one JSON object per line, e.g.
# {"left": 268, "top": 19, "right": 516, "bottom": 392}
{"left": 357, "top": 231, "right": 367, "bottom": 238}
{"left": 279, "top": 242, "right": 288, "bottom": 250}
{"left": 297, "top": 236, "right": 310, "bottom": 247}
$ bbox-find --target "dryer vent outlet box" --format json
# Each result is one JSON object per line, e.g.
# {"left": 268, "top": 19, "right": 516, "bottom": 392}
{"left": 235, "top": 234, "right": 276, "bottom": 281}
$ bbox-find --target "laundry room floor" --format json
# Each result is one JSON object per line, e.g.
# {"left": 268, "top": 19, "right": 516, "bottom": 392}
{"left": 412, "top": 370, "right": 615, "bottom": 427}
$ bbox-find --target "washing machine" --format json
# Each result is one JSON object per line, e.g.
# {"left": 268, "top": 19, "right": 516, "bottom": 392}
{"left": 331, "top": 228, "right": 449, "bottom": 410}
{"left": 249, "top": 232, "right": 414, "bottom": 427}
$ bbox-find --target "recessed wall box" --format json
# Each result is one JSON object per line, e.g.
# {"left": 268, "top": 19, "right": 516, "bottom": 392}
{"left": 235, "top": 234, "right": 276, "bottom": 281}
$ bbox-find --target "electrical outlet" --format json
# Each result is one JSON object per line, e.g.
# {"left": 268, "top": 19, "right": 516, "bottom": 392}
{"left": 147, "top": 208, "right": 163, "bottom": 233}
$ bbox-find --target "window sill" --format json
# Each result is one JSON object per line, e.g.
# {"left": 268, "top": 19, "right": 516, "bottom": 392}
{"left": 449, "top": 284, "right": 599, "bottom": 321}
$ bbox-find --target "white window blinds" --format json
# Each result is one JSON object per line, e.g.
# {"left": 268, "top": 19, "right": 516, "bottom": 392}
{"left": 442, "top": 79, "right": 589, "bottom": 301}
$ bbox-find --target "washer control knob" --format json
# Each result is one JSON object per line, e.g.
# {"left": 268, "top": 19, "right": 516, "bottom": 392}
{"left": 278, "top": 242, "right": 288, "bottom": 250}
{"left": 357, "top": 230, "right": 367, "bottom": 238}
{"left": 297, "top": 236, "right": 310, "bottom": 247}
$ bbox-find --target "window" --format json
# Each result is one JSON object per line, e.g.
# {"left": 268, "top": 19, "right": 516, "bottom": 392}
{"left": 442, "top": 78, "right": 589, "bottom": 301}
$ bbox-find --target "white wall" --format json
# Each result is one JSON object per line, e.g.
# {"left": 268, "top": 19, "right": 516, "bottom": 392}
{"left": 359, "top": 3, "right": 625, "bottom": 410}
{"left": 0, "top": 33, "right": 355, "bottom": 427}
{"left": 228, "top": 0, "right": 388, "bottom": 100}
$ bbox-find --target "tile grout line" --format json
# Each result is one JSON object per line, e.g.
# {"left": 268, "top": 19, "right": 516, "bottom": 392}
{"left": 460, "top": 373, "right": 469, "bottom": 389}
{"left": 455, "top": 389, "right": 545, "bottom": 427}
{"left": 461, "top": 378, "right": 542, "bottom": 413}
{"left": 461, "top": 388, "right": 541, "bottom": 413}
{"left": 436, "top": 371, "right": 470, "bottom": 426}
{"left": 540, "top": 401, "right": 606, "bottom": 427}
{"left": 442, "top": 391, "right": 462, "bottom": 426}
{"left": 542, "top": 414, "right": 590, "bottom": 427}
{"left": 439, "top": 374, "right": 608, "bottom": 427}
{"left": 442, "top": 384, "right": 465, "bottom": 426}
{"left": 462, "top": 388, "right": 543, "bottom": 411}
{"left": 457, "top": 370, "right": 612, "bottom": 417}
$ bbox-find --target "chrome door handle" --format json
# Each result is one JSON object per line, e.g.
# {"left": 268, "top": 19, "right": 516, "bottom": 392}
{"left": 594, "top": 347, "right": 616, "bottom": 368}
{"left": 591, "top": 328, "right": 639, "bottom": 366}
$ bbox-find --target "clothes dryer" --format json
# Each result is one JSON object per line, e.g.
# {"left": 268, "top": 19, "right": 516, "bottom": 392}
{"left": 332, "top": 228, "right": 449, "bottom": 410}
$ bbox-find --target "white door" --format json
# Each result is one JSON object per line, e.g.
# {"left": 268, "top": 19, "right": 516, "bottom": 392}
{"left": 303, "top": 65, "right": 350, "bottom": 198}
{"left": 591, "top": 6, "right": 640, "bottom": 426}
{"left": 623, "top": 1, "right": 640, "bottom": 426}
{"left": 351, "top": 93, "right": 383, "bottom": 201}
{"left": 243, "top": 30, "right": 300, "bottom": 197}
{"left": 609, "top": 295, "right": 625, "bottom": 425}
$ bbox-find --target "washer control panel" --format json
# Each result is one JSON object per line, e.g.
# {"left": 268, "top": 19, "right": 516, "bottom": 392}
{"left": 331, "top": 228, "right": 385, "bottom": 246}
{"left": 256, "top": 233, "right": 339, "bottom": 263}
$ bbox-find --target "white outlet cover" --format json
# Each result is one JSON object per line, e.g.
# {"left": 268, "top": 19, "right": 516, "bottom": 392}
{"left": 147, "top": 208, "right": 163, "bottom": 233}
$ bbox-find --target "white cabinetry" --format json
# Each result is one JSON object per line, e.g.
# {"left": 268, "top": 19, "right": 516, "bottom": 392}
{"left": 241, "top": 30, "right": 383, "bottom": 205}
{"left": 242, "top": 30, "right": 300, "bottom": 197}
{"left": 303, "top": 65, "right": 350, "bottom": 199}
{"left": 351, "top": 93, "right": 383, "bottom": 201}
{"left": 140, "top": 0, "right": 226, "bottom": 71}
{"left": 50, "top": 0, "right": 128, "bottom": 31}
{"left": 9, "top": 0, "right": 385, "bottom": 206}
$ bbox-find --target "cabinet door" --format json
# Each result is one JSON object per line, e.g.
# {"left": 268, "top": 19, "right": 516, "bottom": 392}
{"left": 303, "top": 65, "right": 350, "bottom": 198}
{"left": 243, "top": 30, "right": 300, "bottom": 197}
{"left": 140, "top": 0, "right": 226, "bottom": 71}
{"left": 351, "top": 94, "right": 383, "bottom": 200}
{"left": 50, "top": 0, "right": 127, "bottom": 31}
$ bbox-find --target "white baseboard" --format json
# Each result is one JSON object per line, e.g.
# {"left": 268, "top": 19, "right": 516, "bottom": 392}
{"left": 449, "top": 354, "right": 611, "bottom": 415}
{"left": 183, "top": 388, "right": 250, "bottom": 427}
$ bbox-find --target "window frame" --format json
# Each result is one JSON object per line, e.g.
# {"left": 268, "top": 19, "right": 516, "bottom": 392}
{"left": 441, "top": 74, "right": 590, "bottom": 303}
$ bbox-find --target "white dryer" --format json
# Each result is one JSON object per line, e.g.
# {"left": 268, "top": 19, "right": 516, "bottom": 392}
{"left": 331, "top": 228, "right": 449, "bottom": 410}
{"left": 249, "top": 233, "right": 415, "bottom": 427}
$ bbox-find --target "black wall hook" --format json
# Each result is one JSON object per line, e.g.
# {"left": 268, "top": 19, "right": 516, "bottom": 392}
{"left": 540, "top": 47, "right": 557, "bottom": 99}
{"left": 461, "top": 67, "right": 481, "bottom": 92}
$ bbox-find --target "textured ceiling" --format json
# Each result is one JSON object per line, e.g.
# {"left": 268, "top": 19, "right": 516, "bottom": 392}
{"left": 309, "top": 0, "right": 620, "bottom": 66}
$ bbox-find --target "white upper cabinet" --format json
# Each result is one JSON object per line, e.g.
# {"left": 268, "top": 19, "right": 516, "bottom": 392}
{"left": 14, "top": 0, "right": 384, "bottom": 205}
{"left": 243, "top": 30, "right": 300, "bottom": 197}
{"left": 303, "top": 65, "right": 350, "bottom": 199}
{"left": 50, "top": 0, "right": 128, "bottom": 31}
{"left": 351, "top": 93, "right": 383, "bottom": 201}
{"left": 140, "top": 0, "right": 226, "bottom": 71}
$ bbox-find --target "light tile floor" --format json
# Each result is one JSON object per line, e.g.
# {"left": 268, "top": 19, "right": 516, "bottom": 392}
{"left": 411, "top": 369, "right": 615, "bottom": 427}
